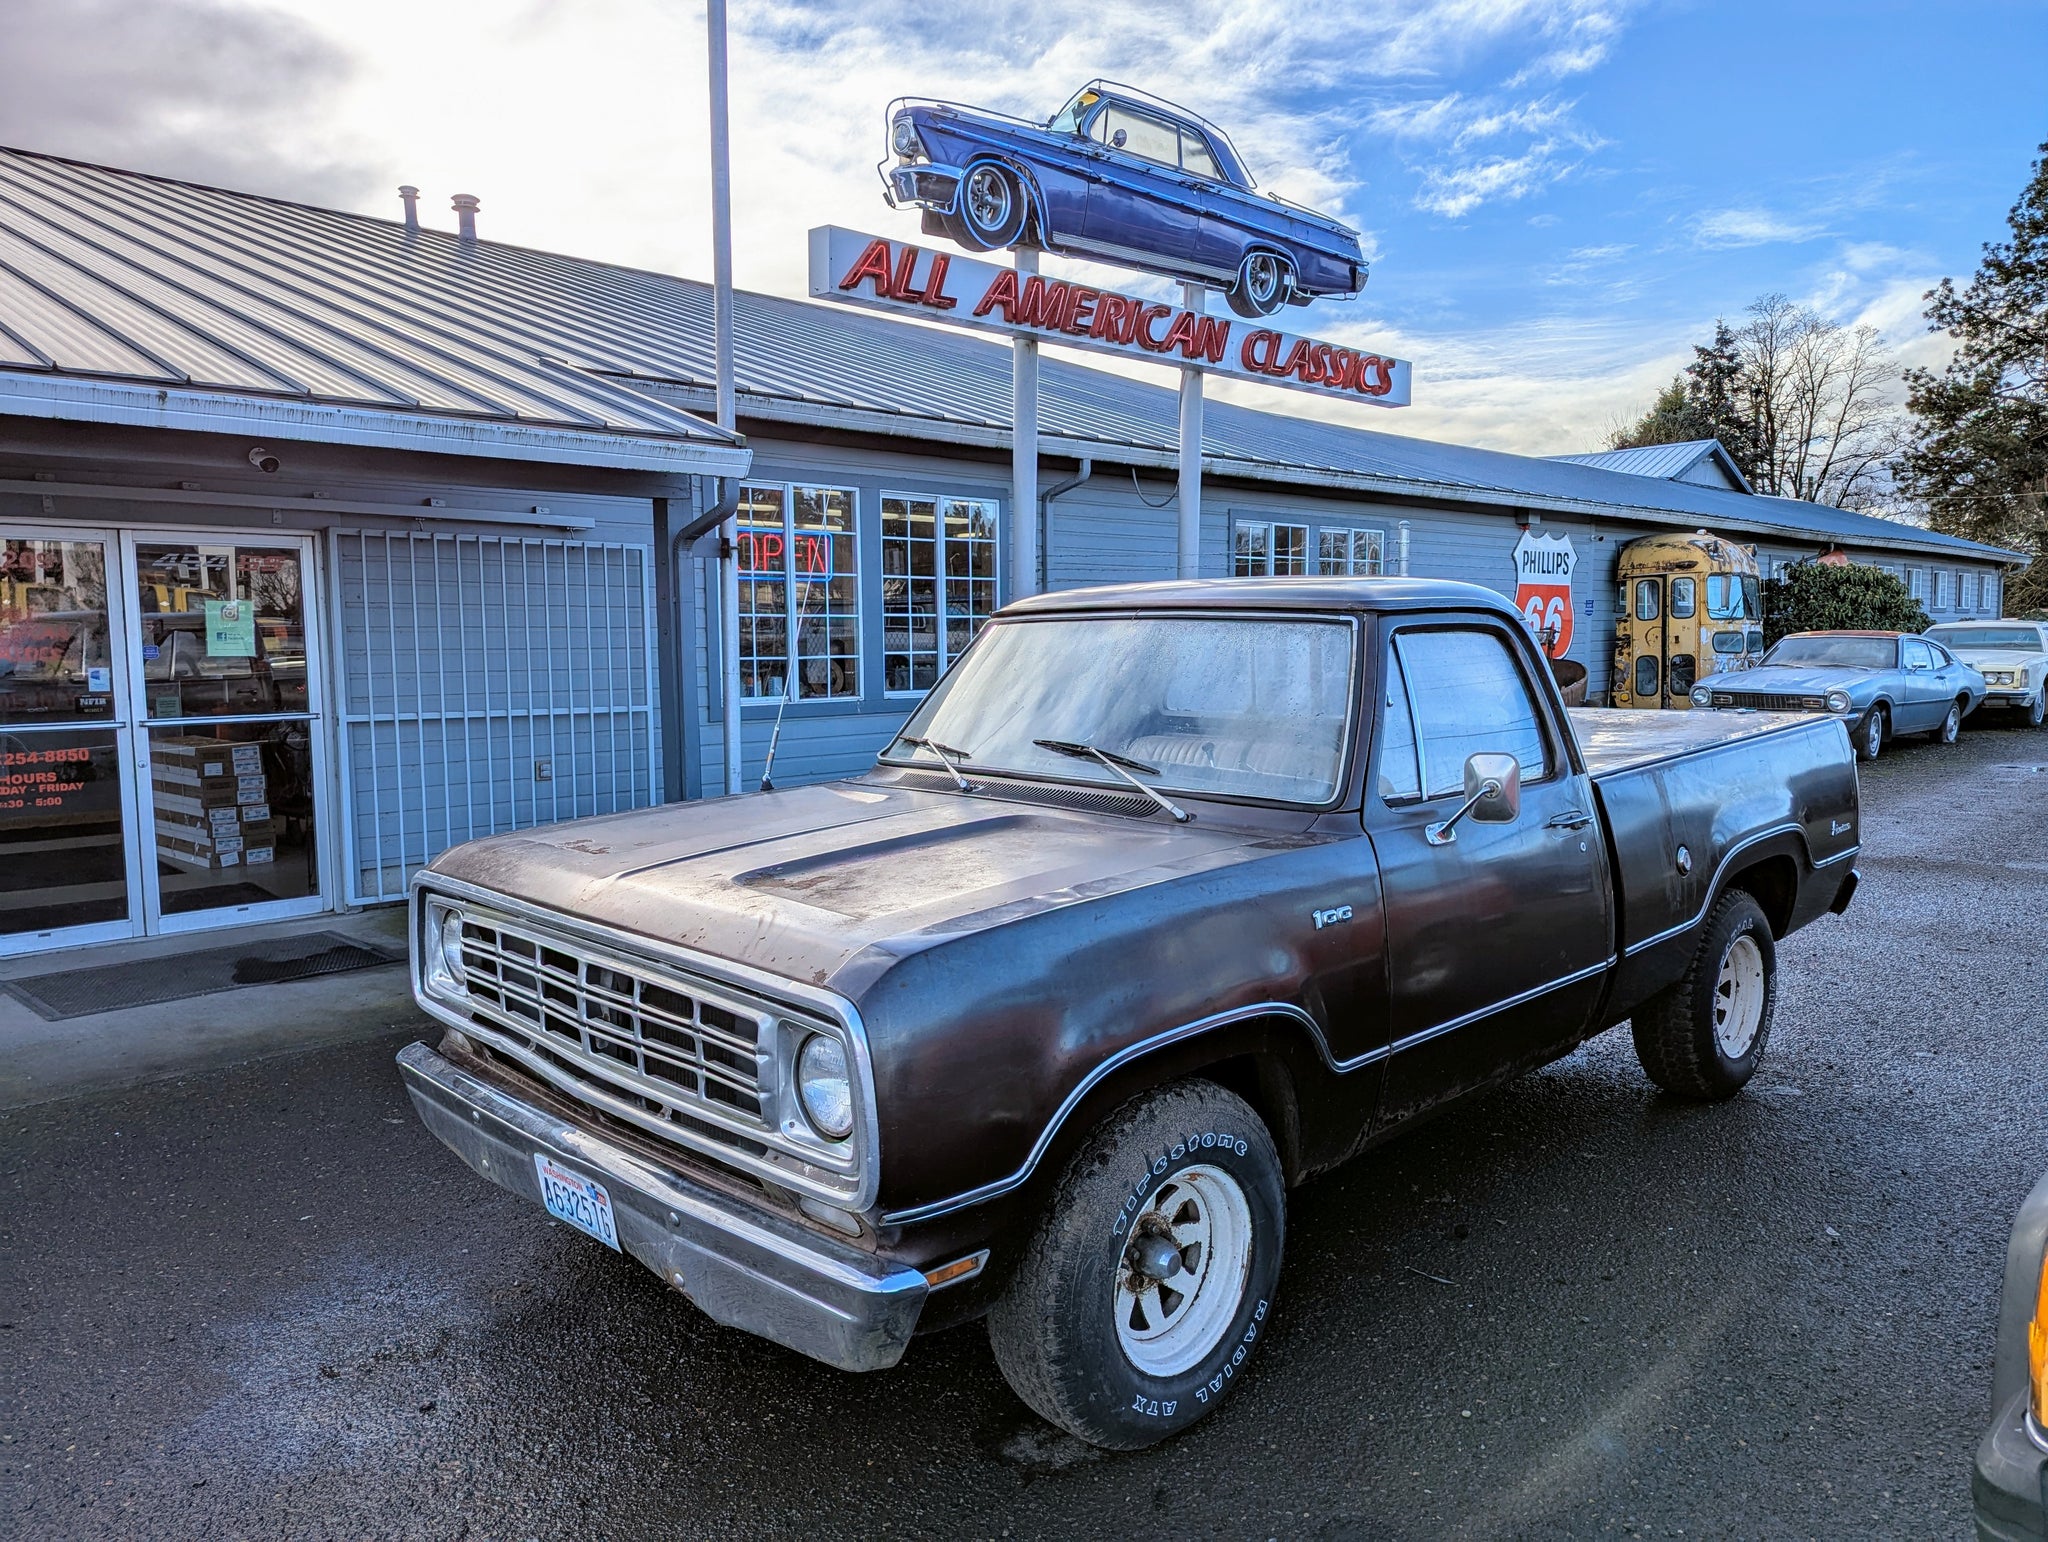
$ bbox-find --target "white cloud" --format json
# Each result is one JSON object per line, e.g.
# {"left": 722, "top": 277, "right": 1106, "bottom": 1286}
{"left": 1690, "top": 207, "right": 1827, "bottom": 248}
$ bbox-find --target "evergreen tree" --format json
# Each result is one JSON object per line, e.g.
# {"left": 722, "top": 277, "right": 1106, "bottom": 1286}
{"left": 1897, "top": 143, "right": 2048, "bottom": 613}
{"left": 1761, "top": 563, "right": 1928, "bottom": 647}
{"left": 1684, "top": 321, "right": 1757, "bottom": 481}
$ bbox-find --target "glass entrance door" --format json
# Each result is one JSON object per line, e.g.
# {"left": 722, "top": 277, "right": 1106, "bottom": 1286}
{"left": 0, "top": 529, "right": 143, "bottom": 952}
{"left": 124, "top": 533, "right": 328, "bottom": 930}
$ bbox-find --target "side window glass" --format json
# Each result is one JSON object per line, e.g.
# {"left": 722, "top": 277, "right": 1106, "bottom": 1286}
{"left": 1634, "top": 579, "right": 1660, "bottom": 621}
{"left": 1180, "top": 130, "right": 1221, "bottom": 180}
{"left": 1400, "top": 630, "right": 1552, "bottom": 798}
{"left": 1669, "top": 577, "right": 1696, "bottom": 618}
{"left": 1903, "top": 639, "right": 1931, "bottom": 670}
{"left": 1098, "top": 106, "right": 1179, "bottom": 166}
{"left": 1376, "top": 646, "right": 1421, "bottom": 801}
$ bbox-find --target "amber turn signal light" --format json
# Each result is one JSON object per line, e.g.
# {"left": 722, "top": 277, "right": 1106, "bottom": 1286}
{"left": 923, "top": 1250, "right": 990, "bottom": 1291}
{"left": 2029, "top": 1246, "right": 2047, "bottom": 1428}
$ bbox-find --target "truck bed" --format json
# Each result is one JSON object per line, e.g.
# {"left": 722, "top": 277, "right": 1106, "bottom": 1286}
{"left": 1567, "top": 706, "right": 1838, "bottom": 778}
{"left": 1567, "top": 707, "right": 1859, "bottom": 1016}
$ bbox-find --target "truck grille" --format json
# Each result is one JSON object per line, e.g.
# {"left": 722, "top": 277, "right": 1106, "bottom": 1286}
{"left": 455, "top": 912, "right": 773, "bottom": 1157}
{"left": 1710, "top": 690, "right": 1825, "bottom": 711}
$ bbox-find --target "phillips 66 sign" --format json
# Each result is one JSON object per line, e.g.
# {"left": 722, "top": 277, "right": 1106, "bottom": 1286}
{"left": 1512, "top": 531, "right": 1578, "bottom": 658}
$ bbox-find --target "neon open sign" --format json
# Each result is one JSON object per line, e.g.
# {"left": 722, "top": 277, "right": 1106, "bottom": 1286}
{"left": 739, "top": 530, "right": 835, "bottom": 575}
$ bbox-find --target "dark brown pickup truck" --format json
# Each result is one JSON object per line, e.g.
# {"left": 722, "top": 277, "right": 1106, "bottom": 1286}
{"left": 398, "top": 577, "right": 1861, "bottom": 1448}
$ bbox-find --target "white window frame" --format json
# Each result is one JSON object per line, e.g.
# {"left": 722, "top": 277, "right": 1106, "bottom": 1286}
{"left": 1935, "top": 570, "right": 1954, "bottom": 610}
{"left": 735, "top": 481, "right": 861, "bottom": 703}
{"left": 1908, "top": 567, "right": 1930, "bottom": 604}
{"left": 1317, "top": 525, "right": 1386, "bottom": 576}
{"left": 1233, "top": 518, "right": 1309, "bottom": 576}
{"left": 880, "top": 491, "right": 1002, "bottom": 699}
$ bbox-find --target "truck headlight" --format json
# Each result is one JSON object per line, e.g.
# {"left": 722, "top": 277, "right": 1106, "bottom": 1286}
{"left": 422, "top": 900, "right": 467, "bottom": 999}
{"left": 1690, "top": 685, "right": 1713, "bottom": 707}
{"left": 1825, "top": 690, "right": 1852, "bottom": 714}
{"left": 890, "top": 116, "right": 923, "bottom": 158}
{"left": 796, "top": 1034, "right": 854, "bottom": 1141}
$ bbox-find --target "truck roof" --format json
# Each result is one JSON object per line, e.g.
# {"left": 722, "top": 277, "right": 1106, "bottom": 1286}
{"left": 1002, "top": 576, "right": 1523, "bottom": 618}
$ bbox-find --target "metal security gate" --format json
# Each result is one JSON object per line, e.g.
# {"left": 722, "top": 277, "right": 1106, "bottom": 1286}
{"left": 331, "top": 530, "right": 658, "bottom": 904}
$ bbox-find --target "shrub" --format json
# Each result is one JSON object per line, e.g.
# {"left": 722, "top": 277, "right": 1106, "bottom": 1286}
{"left": 1761, "top": 562, "right": 1929, "bottom": 646}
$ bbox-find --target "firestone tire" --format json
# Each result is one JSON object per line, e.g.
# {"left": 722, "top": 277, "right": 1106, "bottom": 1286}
{"left": 985, "top": 1079, "right": 1284, "bottom": 1451}
{"left": 1631, "top": 889, "right": 1777, "bottom": 1101}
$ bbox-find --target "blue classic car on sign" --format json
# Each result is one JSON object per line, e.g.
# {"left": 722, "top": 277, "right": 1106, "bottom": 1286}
{"left": 1690, "top": 630, "right": 1985, "bottom": 761}
{"left": 881, "top": 81, "right": 1367, "bottom": 319}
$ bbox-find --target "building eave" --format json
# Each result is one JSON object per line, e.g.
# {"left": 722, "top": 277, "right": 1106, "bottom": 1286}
{"left": 0, "top": 372, "right": 753, "bottom": 479}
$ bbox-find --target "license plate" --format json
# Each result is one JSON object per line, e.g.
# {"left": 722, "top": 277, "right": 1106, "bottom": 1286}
{"left": 533, "top": 1154, "right": 620, "bottom": 1251}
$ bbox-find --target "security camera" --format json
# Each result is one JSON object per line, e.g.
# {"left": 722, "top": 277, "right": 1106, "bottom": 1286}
{"left": 248, "top": 447, "right": 281, "bottom": 474}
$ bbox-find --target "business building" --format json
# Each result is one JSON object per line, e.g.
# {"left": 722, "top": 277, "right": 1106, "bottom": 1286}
{"left": 0, "top": 146, "right": 2020, "bottom": 959}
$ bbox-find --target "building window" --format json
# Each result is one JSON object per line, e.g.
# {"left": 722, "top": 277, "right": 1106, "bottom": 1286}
{"left": 1987, "top": 573, "right": 2001, "bottom": 614}
{"left": 736, "top": 481, "right": 859, "bottom": 700}
{"left": 1961, "top": 572, "right": 1978, "bottom": 612}
{"left": 881, "top": 494, "right": 999, "bottom": 694}
{"left": 1317, "top": 527, "right": 1385, "bottom": 575}
{"left": 1234, "top": 520, "right": 1308, "bottom": 576}
{"left": 1908, "top": 567, "right": 1930, "bottom": 604}
{"left": 1935, "top": 570, "right": 1954, "bottom": 610}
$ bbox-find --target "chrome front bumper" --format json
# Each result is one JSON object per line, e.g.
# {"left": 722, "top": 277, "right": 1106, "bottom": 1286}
{"left": 398, "top": 1040, "right": 928, "bottom": 1372}
{"left": 887, "top": 162, "right": 962, "bottom": 209}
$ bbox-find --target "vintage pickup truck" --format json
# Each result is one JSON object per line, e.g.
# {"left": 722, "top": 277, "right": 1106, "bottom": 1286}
{"left": 398, "top": 578, "right": 1862, "bottom": 1449}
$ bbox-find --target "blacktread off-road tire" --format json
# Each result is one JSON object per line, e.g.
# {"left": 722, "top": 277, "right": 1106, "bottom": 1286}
{"left": 985, "top": 1079, "right": 1284, "bottom": 1450}
{"left": 1631, "top": 889, "right": 1777, "bottom": 1101}
{"left": 1856, "top": 705, "right": 1886, "bottom": 761}
{"left": 1930, "top": 698, "right": 1964, "bottom": 744}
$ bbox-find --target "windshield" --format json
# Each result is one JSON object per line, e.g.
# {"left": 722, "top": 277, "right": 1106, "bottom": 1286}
{"left": 1762, "top": 636, "right": 1896, "bottom": 670}
{"left": 884, "top": 614, "right": 1355, "bottom": 804}
{"left": 1926, "top": 626, "right": 2043, "bottom": 653}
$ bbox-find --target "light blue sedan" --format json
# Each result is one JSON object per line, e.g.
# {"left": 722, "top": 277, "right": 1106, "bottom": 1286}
{"left": 1690, "top": 630, "right": 1986, "bottom": 760}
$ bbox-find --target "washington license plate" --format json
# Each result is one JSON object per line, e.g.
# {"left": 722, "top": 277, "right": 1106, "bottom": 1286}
{"left": 533, "top": 1154, "right": 620, "bottom": 1251}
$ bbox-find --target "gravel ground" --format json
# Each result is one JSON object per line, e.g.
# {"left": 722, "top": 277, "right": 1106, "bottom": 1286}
{"left": 3, "top": 721, "right": 2044, "bottom": 1540}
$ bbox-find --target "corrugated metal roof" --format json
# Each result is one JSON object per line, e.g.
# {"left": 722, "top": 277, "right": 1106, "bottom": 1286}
{"left": 1551, "top": 439, "right": 1754, "bottom": 494}
{"left": 0, "top": 147, "right": 743, "bottom": 474}
{"left": 0, "top": 145, "right": 2018, "bottom": 562}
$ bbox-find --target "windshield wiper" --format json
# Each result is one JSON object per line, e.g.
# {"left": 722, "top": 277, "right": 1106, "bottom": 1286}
{"left": 899, "top": 735, "right": 979, "bottom": 792}
{"left": 1032, "top": 738, "right": 1191, "bottom": 823}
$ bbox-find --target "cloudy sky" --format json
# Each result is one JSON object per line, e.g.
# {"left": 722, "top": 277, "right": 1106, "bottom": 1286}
{"left": 4, "top": 0, "right": 2045, "bottom": 454}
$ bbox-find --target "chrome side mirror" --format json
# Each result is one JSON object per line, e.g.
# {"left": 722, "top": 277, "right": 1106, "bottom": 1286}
{"left": 1425, "top": 752, "right": 1522, "bottom": 846}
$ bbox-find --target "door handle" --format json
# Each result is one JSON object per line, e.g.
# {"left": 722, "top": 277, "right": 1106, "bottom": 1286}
{"left": 1546, "top": 810, "right": 1593, "bottom": 831}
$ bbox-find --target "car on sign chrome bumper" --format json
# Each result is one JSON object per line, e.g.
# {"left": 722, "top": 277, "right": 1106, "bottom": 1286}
{"left": 1975, "top": 1167, "right": 2048, "bottom": 1540}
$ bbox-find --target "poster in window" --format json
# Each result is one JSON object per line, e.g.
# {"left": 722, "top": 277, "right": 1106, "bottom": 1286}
{"left": 204, "top": 599, "right": 256, "bottom": 658}
{"left": 1512, "top": 531, "right": 1577, "bottom": 659}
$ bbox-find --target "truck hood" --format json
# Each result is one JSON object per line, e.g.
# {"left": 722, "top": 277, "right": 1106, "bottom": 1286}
{"left": 423, "top": 779, "right": 1290, "bottom": 994}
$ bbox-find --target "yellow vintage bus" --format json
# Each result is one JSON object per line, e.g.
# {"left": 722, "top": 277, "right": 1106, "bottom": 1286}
{"left": 1610, "top": 530, "right": 1764, "bottom": 709}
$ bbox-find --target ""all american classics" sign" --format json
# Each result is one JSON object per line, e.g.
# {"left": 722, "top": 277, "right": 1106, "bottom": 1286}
{"left": 807, "top": 226, "right": 1412, "bottom": 408}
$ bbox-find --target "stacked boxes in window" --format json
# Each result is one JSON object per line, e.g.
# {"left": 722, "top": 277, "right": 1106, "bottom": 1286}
{"left": 151, "top": 737, "right": 276, "bottom": 871}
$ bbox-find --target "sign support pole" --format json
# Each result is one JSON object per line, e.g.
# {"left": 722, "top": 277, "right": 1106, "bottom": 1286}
{"left": 707, "top": 0, "right": 742, "bottom": 797}
{"left": 1177, "top": 282, "right": 1203, "bottom": 579}
{"left": 1011, "top": 248, "right": 1040, "bottom": 601}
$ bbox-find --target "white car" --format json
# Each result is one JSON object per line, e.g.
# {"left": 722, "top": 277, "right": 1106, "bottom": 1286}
{"left": 1926, "top": 620, "right": 2048, "bottom": 728}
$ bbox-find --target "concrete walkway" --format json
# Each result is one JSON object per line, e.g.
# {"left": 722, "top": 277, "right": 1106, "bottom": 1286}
{"left": 0, "top": 906, "right": 428, "bottom": 1108}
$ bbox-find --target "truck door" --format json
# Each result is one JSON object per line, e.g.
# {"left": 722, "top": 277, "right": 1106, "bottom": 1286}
{"left": 1363, "top": 618, "right": 1616, "bottom": 1130}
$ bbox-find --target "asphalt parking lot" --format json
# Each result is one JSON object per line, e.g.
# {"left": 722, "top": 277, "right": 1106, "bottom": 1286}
{"left": 4, "top": 719, "right": 2045, "bottom": 1540}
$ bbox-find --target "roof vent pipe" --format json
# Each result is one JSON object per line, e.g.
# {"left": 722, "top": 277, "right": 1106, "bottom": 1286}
{"left": 451, "top": 193, "right": 480, "bottom": 241}
{"left": 398, "top": 185, "right": 420, "bottom": 232}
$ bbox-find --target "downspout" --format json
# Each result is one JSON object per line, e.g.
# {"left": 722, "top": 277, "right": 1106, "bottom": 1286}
{"left": 667, "top": 476, "right": 742, "bottom": 800}
{"left": 1037, "top": 458, "right": 1092, "bottom": 593}
{"left": 1397, "top": 519, "right": 1412, "bottom": 577}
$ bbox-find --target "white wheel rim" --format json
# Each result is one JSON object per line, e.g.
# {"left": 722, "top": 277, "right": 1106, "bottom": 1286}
{"left": 965, "top": 167, "right": 1010, "bottom": 233}
{"left": 1113, "top": 1164, "right": 1253, "bottom": 1378}
{"left": 1865, "top": 716, "right": 1882, "bottom": 755}
{"left": 1245, "top": 253, "right": 1282, "bottom": 304}
{"left": 1943, "top": 707, "right": 1959, "bottom": 742}
{"left": 1713, "top": 933, "right": 1766, "bottom": 1059}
